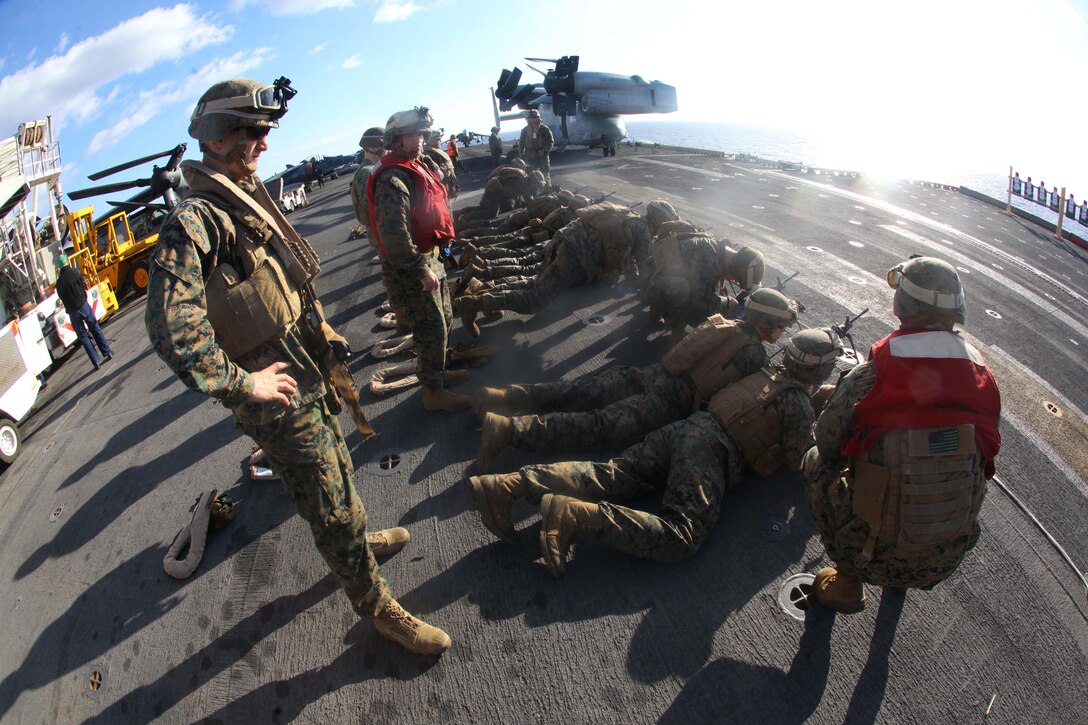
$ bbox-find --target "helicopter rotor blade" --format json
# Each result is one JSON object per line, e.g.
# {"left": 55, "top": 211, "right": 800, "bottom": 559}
{"left": 107, "top": 200, "right": 169, "bottom": 213}
{"left": 68, "top": 178, "right": 151, "bottom": 200}
{"left": 526, "top": 63, "right": 547, "bottom": 77}
{"left": 87, "top": 147, "right": 179, "bottom": 180}
{"left": 525, "top": 57, "right": 559, "bottom": 64}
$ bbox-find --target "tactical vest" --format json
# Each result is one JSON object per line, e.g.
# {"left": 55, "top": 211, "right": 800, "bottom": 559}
{"left": 650, "top": 233, "right": 685, "bottom": 277}
{"left": 707, "top": 368, "right": 806, "bottom": 477}
{"left": 366, "top": 153, "right": 455, "bottom": 257}
{"left": 526, "top": 195, "right": 561, "bottom": 218}
{"left": 657, "top": 219, "right": 703, "bottom": 237}
{"left": 575, "top": 202, "right": 637, "bottom": 274}
{"left": 660, "top": 315, "right": 762, "bottom": 401}
{"left": 848, "top": 424, "right": 986, "bottom": 564}
{"left": 542, "top": 206, "right": 575, "bottom": 232}
{"left": 183, "top": 162, "right": 318, "bottom": 360}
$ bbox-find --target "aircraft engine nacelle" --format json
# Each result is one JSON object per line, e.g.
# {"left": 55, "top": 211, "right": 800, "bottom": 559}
{"left": 571, "top": 73, "right": 678, "bottom": 116}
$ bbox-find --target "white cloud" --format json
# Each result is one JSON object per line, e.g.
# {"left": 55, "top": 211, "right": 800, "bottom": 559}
{"left": 311, "top": 42, "right": 329, "bottom": 54}
{"left": 0, "top": 4, "right": 232, "bottom": 135}
{"left": 231, "top": 0, "right": 355, "bottom": 15}
{"left": 88, "top": 47, "right": 275, "bottom": 155}
{"left": 341, "top": 55, "right": 364, "bottom": 69}
{"left": 374, "top": 1, "right": 422, "bottom": 22}
{"left": 54, "top": 33, "right": 69, "bottom": 55}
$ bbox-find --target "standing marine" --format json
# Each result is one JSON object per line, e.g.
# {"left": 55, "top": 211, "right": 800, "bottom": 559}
{"left": 145, "top": 78, "right": 451, "bottom": 654}
{"left": 518, "top": 109, "right": 554, "bottom": 185}
{"left": 349, "top": 125, "right": 386, "bottom": 243}
{"left": 488, "top": 126, "right": 503, "bottom": 166}
{"left": 367, "top": 107, "right": 472, "bottom": 412}
{"left": 469, "top": 329, "right": 840, "bottom": 575}
{"left": 801, "top": 256, "right": 1001, "bottom": 613}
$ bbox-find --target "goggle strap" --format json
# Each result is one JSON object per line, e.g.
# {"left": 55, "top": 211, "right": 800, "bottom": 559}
{"left": 784, "top": 338, "right": 840, "bottom": 365}
{"left": 898, "top": 274, "right": 964, "bottom": 310}
{"left": 748, "top": 300, "right": 795, "bottom": 321}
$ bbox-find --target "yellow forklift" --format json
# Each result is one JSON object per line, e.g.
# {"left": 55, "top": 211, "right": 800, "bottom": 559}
{"left": 64, "top": 205, "right": 156, "bottom": 309}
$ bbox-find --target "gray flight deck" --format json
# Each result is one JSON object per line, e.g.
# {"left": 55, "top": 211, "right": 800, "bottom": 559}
{"left": 1, "top": 143, "right": 1086, "bottom": 723}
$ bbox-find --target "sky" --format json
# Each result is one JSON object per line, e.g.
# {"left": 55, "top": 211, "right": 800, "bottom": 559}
{"left": 1, "top": 0, "right": 1086, "bottom": 209}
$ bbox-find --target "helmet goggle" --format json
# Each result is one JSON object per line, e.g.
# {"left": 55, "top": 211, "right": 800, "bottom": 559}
{"left": 195, "top": 76, "right": 297, "bottom": 122}
{"left": 887, "top": 264, "right": 965, "bottom": 311}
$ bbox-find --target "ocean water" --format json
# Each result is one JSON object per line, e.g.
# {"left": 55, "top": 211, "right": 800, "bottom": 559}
{"left": 625, "top": 120, "right": 1082, "bottom": 228}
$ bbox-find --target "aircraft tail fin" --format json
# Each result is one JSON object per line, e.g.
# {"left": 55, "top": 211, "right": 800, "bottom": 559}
{"left": 490, "top": 87, "right": 501, "bottom": 130}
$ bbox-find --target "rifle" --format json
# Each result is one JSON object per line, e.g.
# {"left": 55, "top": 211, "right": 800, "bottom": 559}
{"left": 829, "top": 307, "right": 869, "bottom": 361}
{"left": 595, "top": 191, "right": 617, "bottom": 203}
{"left": 770, "top": 272, "right": 805, "bottom": 313}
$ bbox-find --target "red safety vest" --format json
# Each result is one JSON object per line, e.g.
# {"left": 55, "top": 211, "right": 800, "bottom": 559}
{"left": 446, "top": 139, "right": 459, "bottom": 157}
{"left": 366, "top": 153, "right": 455, "bottom": 258}
{"left": 843, "top": 329, "right": 1001, "bottom": 477}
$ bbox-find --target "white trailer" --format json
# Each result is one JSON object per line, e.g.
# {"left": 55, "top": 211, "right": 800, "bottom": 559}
{"left": 0, "top": 311, "right": 52, "bottom": 464}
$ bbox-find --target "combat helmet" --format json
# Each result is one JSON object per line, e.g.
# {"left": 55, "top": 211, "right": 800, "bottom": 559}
{"left": 491, "top": 126, "right": 500, "bottom": 133}
{"left": 382, "top": 107, "right": 433, "bottom": 148}
{"left": 645, "top": 199, "right": 679, "bottom": 227}
{"left": 745, "top": 288, "right": 797, "bottom": 329}
{"left": 783, "top": 328, "right": 842, "bottom": 385}
{"left": 887, "top": 256, "right": 966, "bottom": 324}
{"left": 189, "top": 77, "right": 296, "bottom": 142}
{"left": 729, "top": 246, "right": 765, "bottom": 290}
{"left": 528, "top": 170, "right": 546, "bottom": 190}
{"left": 359, "top": 126, "right": 384, "bottom": 151}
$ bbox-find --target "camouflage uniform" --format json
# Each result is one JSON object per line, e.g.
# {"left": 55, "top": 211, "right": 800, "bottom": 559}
{"left": 643, "top": 234, "right": 729, "bottom": 328}
{"left": 506, "top": 323, "right": 766, "bottom": 452}
{"left": 467, "top": 218, "right": 649, "bottom": 319}
{"left": 350, "top": 161, "right": 379, "bottom": 242}
{"left": 145, "top": 176, "right": 390, "bottom": 618}
{"left": 802, "top": 361, "right": 983, "bottom": 589}
{"left": 519, "top": 123, "right": 554, "bottom": 182}
{"left": 489, "top": 131, "right": 503, "bottom": 166}
{"left": 515, "top": 380, "right": 814, "bottom": 562}
{"left": 372, "top": 166, "right": 455, "bottom": 390}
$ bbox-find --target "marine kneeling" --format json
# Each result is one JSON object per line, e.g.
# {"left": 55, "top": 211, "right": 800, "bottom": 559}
{"left": 801, "top": 257, "right": 1001, "bottom": 614}
{"left": 468, "top": 329, "right": 840, "bottom": 576}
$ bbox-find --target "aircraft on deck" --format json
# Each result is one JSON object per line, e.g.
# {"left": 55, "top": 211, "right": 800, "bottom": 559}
{"left": 492, "top": 55, "right": 677, "bottom": 151}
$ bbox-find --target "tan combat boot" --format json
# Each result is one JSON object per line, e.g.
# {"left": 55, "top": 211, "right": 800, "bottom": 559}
{"left": 477, "top": 412, "right": 513, "bottom": 473}
{"left": 473, "top": 385, "right": 533, "bottom": 414}
{"left": 812, "top": 567, "right": 866, "bottom": 614}
{"left": 462, "top": 242, "right": 478, "bottom": 265}
{"left": 365, "top": 527, "right": 410, "bottom": 557}
{"left": 539, "top": 494, "right": 604, "bottom": 578}
{"left": 422, "top": 388, "right": 473, "bottom": 412}
{"left": 468, "top": 472, "right": 525, "bottom": 543}
{"left": 457, "top": 296, "right": 481, "bottom": 337}
{"left": 373, "top": 598, "right": 452, "bottom": 655}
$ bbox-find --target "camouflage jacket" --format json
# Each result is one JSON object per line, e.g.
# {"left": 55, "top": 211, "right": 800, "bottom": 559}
{"left": 814, "top": 361, "right": 878, "bottom": 463}
{"left": 371, "top": 163, "right": 438, "bottom": 272}
{"left": 519, "top": 124, "right": 554, "bottom": 163}
{"left": 658, "top": 234, "right": 728, "bottom": 315}
{"left": 145, "top": 177, "right": 327, "bottom": 426}
{"left": 350, "top": 161, "right": 378, "bottom": 231}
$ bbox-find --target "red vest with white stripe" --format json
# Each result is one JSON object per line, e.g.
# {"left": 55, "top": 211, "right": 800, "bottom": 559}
{"left": 843, "top": 329, "right": 1001, "bottom": 476}
{"left": 366, "top": 153, "right": 455, "bottom": 258}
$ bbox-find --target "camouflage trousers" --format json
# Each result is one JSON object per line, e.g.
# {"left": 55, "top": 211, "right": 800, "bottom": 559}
{"left": 238, "top": 397, "right": 391, "bottom": 617}
{"left": 511, "top": 363, "right": 697, "bottom": 452}
{"left": 528, "top": 155, "right": 551, "bottom": 186}
{"left": 468, "top": 229, "right": 532, "bottom": 250}
{"left": 473, "top": 227, "right": 600, "bottom": 316}
{"left": 382, "top": 253, "right": 454, "bottom": 390}
{"left": 520, "top": 412, "right": 742, "bottom": 562}
{"left": 461, "top": 216, "right": 521, "bottom": 237}
{"left": 801, "top": 447, "right": 981, "bottom": 590}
